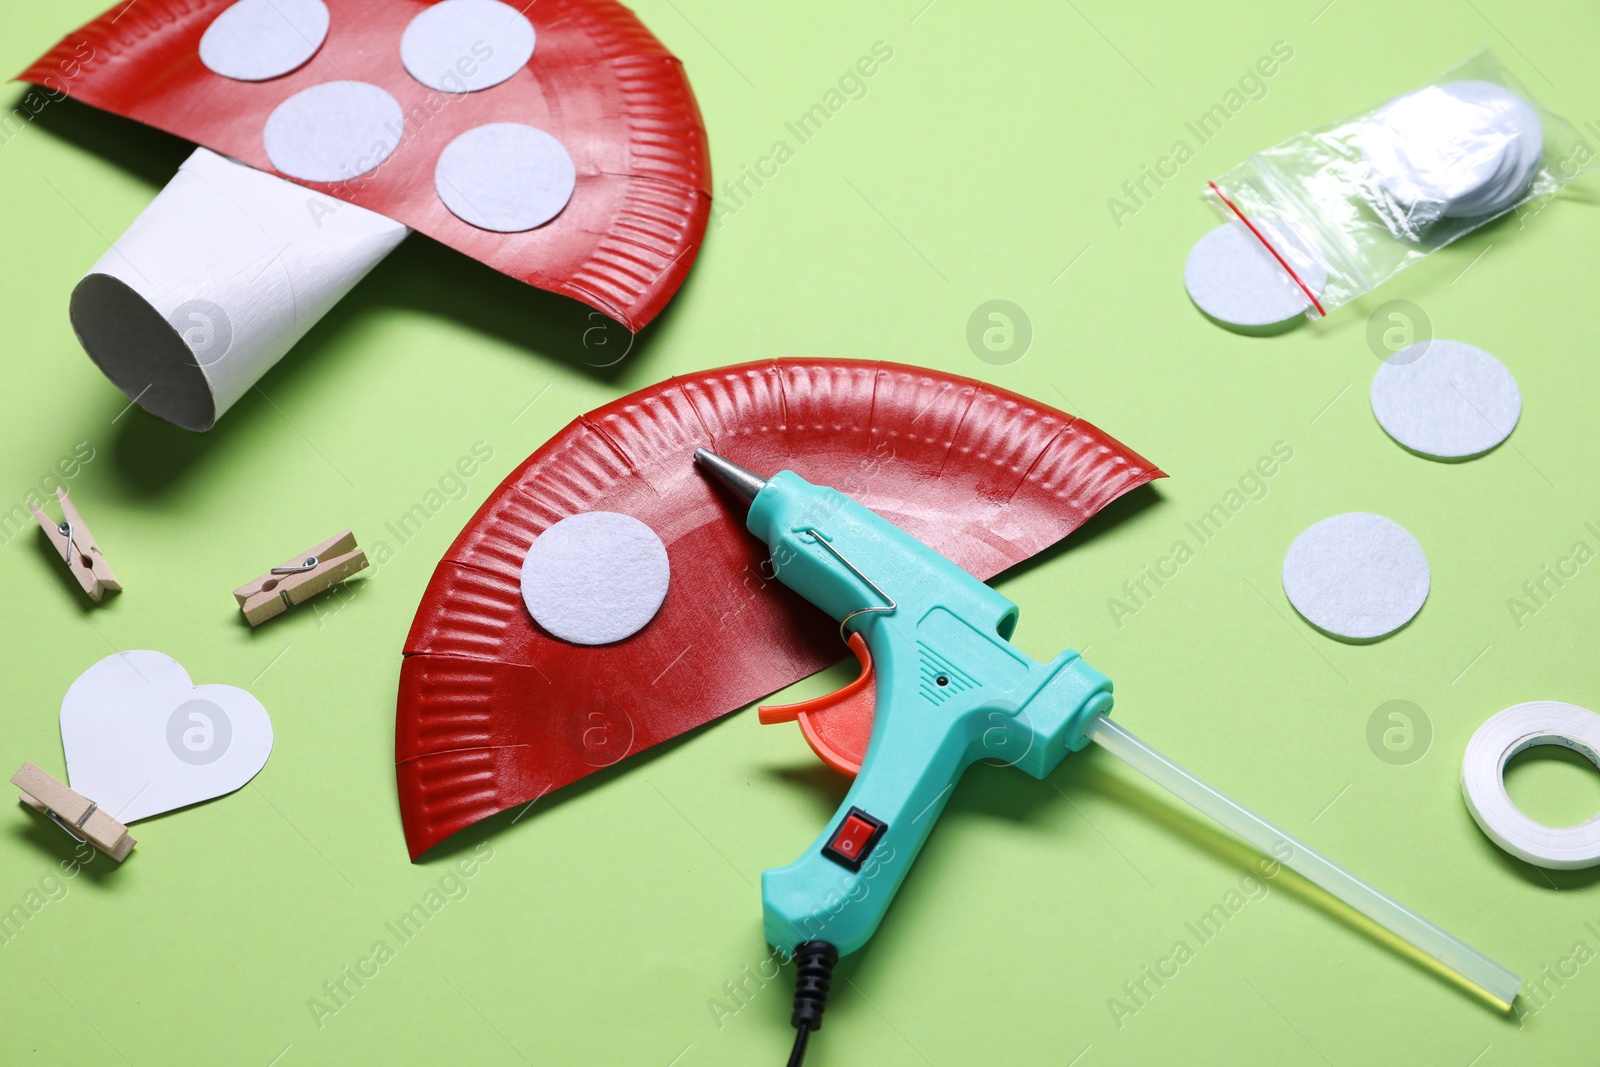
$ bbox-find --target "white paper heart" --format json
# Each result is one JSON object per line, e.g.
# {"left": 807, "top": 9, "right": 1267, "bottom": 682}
{"left": 60, "top": 651, "right": 273, "bottom": 823}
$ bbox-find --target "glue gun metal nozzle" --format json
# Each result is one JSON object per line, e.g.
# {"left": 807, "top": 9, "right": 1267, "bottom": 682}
{"left": 694, "top": 449, "right": 767, "bottom": 506}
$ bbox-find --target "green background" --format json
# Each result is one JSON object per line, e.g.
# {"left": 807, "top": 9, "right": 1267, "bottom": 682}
{"left": 3, "top": 0, "right": 1599, "bottom": 1063}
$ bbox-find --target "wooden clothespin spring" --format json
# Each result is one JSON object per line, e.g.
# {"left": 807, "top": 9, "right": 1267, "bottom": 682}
{"left": 234, "top": 530, "right": 368, "bottom": 626}
{"left": 11, "top": 762, "right": 135, "bottom": 862}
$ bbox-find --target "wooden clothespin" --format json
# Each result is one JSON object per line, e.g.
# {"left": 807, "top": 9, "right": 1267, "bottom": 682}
{"left": 12, "top": 762, "right": 135, "bottom": 862}
{"left": 234, "top": 530, "right": 368, "bottom": 626}
{"left": 29, "top": 486, "right": 120, "bottom": 602}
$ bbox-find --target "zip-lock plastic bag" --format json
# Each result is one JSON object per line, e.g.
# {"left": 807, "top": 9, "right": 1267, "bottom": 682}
{"left": 1206, "top": 49, "right": 1596, "bottom": 319}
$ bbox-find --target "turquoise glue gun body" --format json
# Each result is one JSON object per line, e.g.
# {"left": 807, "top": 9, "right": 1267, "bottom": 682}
{"left": 699, "top": 451, "right": 1523, "bottom": 1067}
{"left": 696, "top": 451, "right": 1115, "bottom": 958}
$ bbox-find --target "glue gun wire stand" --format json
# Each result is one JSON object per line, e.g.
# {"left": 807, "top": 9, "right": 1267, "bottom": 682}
{"left": 693, "top": 451, "right": 1521, "bottom": 1066}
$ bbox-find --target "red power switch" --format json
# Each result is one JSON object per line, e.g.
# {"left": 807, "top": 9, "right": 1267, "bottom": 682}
{"left": 821, "top": 807, "right": 887, "bottom": 872}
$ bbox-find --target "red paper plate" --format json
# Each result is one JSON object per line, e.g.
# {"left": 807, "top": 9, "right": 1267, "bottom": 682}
{"left": 21, "top": 0, "right": 709, "bottom": 330}
{"left": 397, "top": 359, "right": 1163, "bottom": 859}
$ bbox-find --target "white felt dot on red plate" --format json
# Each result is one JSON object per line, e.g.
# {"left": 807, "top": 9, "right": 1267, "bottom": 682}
{"left": 1282, "top": 512, "right": 1429, "bottom": 641}
{"left": 200, "top": 0, "right": 330, "bottom": 82}
{"left": 401, "top": 0, "right": 536, "bottom": 93}
{"left": 263, "top": 81, "right": 403, "bottom": 182}
{"left": 521, "top": 512, "right": 670, "bottom": 646}
{"left": 435, "top": 123, "right": 576, "bottom": 232}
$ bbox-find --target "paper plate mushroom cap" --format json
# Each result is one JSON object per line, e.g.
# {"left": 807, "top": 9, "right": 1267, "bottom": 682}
{"left": 396, "top": 359, "right": 1165, "bottom": 859}
{"left": 22, "top": 0, "right": 710, "bottom": 330}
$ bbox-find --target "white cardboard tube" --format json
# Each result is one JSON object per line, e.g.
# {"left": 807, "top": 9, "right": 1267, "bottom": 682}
{"left": 1462, "top": 701, "right": 1600, "bottom": 870}
{"left": 69, "top": 148, "right": 409, "bottom": 431}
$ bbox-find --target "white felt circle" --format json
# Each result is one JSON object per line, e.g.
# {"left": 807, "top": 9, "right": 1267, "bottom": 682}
{"left": 1371, "top": 340, "right": 1521, "bottom": 459}
{"left": 1363, "top": 81, "right": 1544, "bottom": 218}
{"left": 263, "top": 81, "right": 404, "bottom": 182}
{"left": 200, "top": 0, "right": 330, "bottom": 82}
{"left": 400, "top": 0, "right": 536, "bottom": 93}
{"left": 1183, "top": 220, "right": 1328, "bottom": 328}
{"left": 1463, "top": 702, "right": 1600, "bottom": 870}
{"left": 1368, "top": 86, "right": 1509, "bottom": 204}
{"left": 435, "top": 123, "right": 576, "bottom": 232}
{"left": 1439, "top": 81, "right": 1543, "bottom": 218}
{"left": 521, "top": 512, "right": 670, "bottom": 645}
{"left": 1282, "top": 513, "right": 1429, "bottom": 640}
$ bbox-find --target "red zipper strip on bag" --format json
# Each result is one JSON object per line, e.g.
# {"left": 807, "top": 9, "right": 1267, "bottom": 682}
{"left": 1208, "top": 180, "right": 1326, "bottom": 317}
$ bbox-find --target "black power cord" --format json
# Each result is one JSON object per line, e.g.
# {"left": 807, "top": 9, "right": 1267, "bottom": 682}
{"left": 786, "top": 1026, "right": 811, "bottom": 1067}
{"left": 786, "top": 941, "right": 838, "bottom": 1067}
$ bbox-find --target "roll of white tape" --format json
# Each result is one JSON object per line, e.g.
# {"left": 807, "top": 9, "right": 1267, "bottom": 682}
{"left": 1461, "top": 701, "right": 1600, "bottom": 870}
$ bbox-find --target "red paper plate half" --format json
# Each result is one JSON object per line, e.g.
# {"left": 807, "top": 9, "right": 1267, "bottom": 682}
{"left": 397, "top": 359, "right": 1164, "bottom": 859}
{"left": 20, "top": 0, "right": 709, "bottom": 330}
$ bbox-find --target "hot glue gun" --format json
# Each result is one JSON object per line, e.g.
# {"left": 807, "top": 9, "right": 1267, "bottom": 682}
{"left": 695, "top": 450, "right": 1520, "bottom": 1066}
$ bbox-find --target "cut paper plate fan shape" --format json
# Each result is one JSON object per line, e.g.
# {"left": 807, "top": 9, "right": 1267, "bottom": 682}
{"left": 396, "top": 359, "right": 1164, "bottom": 859}
{"left": 23, "top": 0, "right": 710, "bottom": 429}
